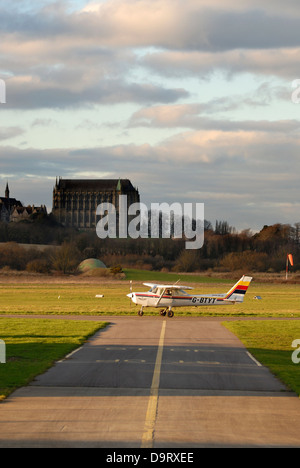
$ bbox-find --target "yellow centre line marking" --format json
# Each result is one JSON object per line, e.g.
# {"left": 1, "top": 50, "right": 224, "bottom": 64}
{"left": 141, "top": 320, "right": 166, "bottom": 448}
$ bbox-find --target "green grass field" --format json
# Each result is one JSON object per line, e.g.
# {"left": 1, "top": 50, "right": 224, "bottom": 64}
{"left": 0, "top": 318, "right": 108, "bottom": 399}
{"left": 223, "top": 320, "right": 300, "bottom": 396}
{"left": 123, "top": 268, "right": 231, "bottom": 283}
{"left": 0, "top": 270, "right": 299, "bottom": 399}
{"left": 0, "top": 270, "right": 298, "bottom": 317}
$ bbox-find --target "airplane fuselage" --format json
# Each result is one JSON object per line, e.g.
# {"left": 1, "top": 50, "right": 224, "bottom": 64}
{"left": 127, "top": 276, "right": 252, "bottom": 317}
{"left": 131, "top": 291, "right": 234, "bottom": 308}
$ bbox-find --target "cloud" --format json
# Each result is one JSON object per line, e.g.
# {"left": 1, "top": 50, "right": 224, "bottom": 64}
{"left": 5, "top": 75, "right": 188, "bottom": 109}
{"left": 0, "top": 127, "right": 24, "bottom": 141}
{"left": 31, "top": 118, "right": 58, "bottom": 127}
{"left": 1, "top": 116, "right": 300, "bottom": 230}
{"left": 1, "top": 0, "right": 300, "bottom": 111}
{"left": 129, "top": 101, "right": 300, "bottom": 133}
{"left": 81, "top": 1, "right": 300, "bottom": 51}
{"left": 141, "top": 48, "right": 300, "bottom": 79}
{"left": 1, "top": 2, "right": 192, "bottom": 109}
{"left": 1, "top": 0, "right": 299, "bottom": 231}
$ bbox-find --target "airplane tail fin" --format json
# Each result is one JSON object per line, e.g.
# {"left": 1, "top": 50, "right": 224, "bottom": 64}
{"left": 224, "top": 275, "right": 252, "bottom": 303}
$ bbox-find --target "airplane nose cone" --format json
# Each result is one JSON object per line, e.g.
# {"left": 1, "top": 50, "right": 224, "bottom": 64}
{"left": 127, "top": 293, "right": 136, "bottom": 303}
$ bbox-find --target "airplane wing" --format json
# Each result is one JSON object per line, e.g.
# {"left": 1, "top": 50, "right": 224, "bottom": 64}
{"left": 143, "top": 283, "right": 194, "bottom": 290}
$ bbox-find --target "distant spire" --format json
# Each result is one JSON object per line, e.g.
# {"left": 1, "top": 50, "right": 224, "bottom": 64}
{"left": 55, "top": 177, "right": 61, "bottom": 189}
{"left": 5, "top": 181, "right": 9, "bottom": 199}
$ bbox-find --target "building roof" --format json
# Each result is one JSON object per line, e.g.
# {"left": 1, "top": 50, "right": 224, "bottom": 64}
{"left": 0, "top": 196, "right": 22, "bottom": 209}
{"left": 55, "top": 178, "right": 138, "bottom": 194}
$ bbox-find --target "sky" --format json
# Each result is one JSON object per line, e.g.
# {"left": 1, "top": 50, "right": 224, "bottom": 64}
{"left": 0, "top": 0, "right": 300, "bottom": 232}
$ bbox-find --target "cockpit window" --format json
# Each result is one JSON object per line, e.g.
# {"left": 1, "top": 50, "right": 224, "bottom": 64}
{"left": 178, "top": 289, "right": 189, "bottom": 295}
{"left": 149, "top": 286, "right": 158, "bottom": 294}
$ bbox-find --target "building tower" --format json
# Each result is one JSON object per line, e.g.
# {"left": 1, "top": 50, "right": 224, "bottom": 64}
{"left": 5, "top": 182, "right": 9, "bottom": 199}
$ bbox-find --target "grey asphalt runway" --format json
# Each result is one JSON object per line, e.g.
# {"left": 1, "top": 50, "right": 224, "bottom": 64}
{"left": 0, "top": 316, "right": 300, "bottom": 447}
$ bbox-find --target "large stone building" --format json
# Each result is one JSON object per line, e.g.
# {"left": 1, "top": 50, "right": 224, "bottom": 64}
{"left": 52, "top": 177, "right": 140, "bottom": 230}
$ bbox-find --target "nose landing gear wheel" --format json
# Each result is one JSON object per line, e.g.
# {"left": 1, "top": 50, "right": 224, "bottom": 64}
{"left": 167, "top": 310, "right": 174, "bottom": 318}
{"left": 138, "top": 309, "right": 144, "bottom": 316}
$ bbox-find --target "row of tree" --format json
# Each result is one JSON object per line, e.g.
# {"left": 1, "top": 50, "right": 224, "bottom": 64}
{"left": 0, "top": 214, "right": 299, "bottom": 273}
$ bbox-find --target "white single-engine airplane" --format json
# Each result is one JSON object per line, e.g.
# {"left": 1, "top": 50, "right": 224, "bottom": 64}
{"left": 127, "top": 275, "right": 252, "bottom": 317}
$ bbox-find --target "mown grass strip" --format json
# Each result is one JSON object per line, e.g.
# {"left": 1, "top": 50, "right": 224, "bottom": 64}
{"left": 123, "top": 268, "right": 230, "bottom": 283}
{"left": 0, "top": 280, "right": 299, "bottom": 317}
{"left": 0, "top": 318, "right": 108, "bottom": 399}
{"left": 223, "top": 320, "right": 300, "bottom": 396}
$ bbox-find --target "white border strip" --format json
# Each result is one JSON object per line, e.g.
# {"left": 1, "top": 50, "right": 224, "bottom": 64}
{"left": 246, "top": 351, "right": 262, "bottom": 367}
{"left": 58, "top": 346, "right": 83, "bottom": 363}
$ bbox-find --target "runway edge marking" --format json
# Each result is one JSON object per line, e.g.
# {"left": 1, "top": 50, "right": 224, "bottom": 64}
{"left": 57, "top": 346, "right": 83, "bottom": 363}
{"left": 141, "top": 320, "right": 166, "bottom": 448}
{"left": 246, "top": 351, "right": 262, "bottom": 367}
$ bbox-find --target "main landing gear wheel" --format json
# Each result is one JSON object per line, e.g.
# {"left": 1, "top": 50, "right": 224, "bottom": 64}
{"left": 138, "top": 309, "right": 144, "bottom": 316}
{"left": 159, "top": 308, "right": 174, "bottom": 317}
